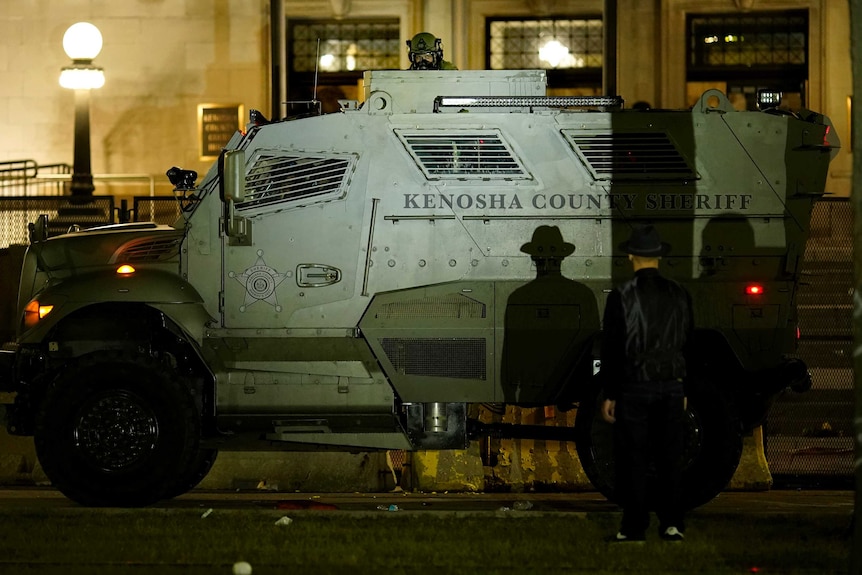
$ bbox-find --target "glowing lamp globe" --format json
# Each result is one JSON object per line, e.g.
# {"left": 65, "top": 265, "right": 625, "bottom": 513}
{"left": 63, "top": 22, "right": 103, "bottom": 61}
{"left": 59, "top": 22, "right": 105, "bottom": 90}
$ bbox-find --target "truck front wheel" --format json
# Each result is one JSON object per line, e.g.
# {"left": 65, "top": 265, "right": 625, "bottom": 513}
{"left": 574, "top": 377, "right": 743, "bottom": 510}
{"left": 34, "top": 352, "right": 201, "bottom": 506}
{"left": 163, "top": 447, "right": 219, "bottom": 499}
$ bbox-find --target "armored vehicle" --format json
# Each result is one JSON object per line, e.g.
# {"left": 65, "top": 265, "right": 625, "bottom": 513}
{"left": 0, "top": 70, "right": 838, "bottom": 507}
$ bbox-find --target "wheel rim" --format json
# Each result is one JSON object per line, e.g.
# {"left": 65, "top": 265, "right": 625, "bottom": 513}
{"left": 72, "top": 390, "right": 160, "bottom": 472}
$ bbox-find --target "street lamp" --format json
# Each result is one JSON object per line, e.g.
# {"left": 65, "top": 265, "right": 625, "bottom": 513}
{"left": 59, "top": 22, "right": 105, "bottom": 197}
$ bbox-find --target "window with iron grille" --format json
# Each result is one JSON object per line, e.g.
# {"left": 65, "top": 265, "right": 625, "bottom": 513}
{"left": 487, "top": 17, "right": 603, "bottom": 70}
{"left": 486, "top": 17, "right": 603, "bottom": 90}
{"left": 289, "top": 20, "right": 400, "bottom": 74}
{"left": 687, "top": 10, "right": 808, "bottom": 82}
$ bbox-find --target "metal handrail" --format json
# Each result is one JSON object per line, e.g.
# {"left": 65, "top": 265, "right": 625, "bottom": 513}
{"left": 22, "top": 173, "right": 157, "bottom": 196}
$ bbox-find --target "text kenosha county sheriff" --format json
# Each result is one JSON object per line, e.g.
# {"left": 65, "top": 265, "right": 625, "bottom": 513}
{"left": 403, "top": 192, "right": 754, "bottom": 211}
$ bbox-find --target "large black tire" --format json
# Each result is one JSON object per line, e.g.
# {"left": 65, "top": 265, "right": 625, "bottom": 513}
{"left": 574, "top": 378, "right": 743, "bottom": 510}
{"left": 34, "top": 352, "right": 201, "bottom": 507}
{"left": 163, "top": 448, "right": 219, "bottom": 499}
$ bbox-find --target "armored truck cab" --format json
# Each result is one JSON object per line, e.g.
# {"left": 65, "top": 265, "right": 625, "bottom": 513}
{"left": 0, "top": 70, "right": 838, "bottom": 508}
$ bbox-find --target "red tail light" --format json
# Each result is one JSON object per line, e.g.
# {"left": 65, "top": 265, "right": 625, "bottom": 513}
{"left": 745, "top": 284, "right": 764, "bottom": 295}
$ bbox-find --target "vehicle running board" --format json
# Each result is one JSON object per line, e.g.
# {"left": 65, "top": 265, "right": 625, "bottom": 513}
{"left": 265, "top": 430, "right": 412, "bottom": 451}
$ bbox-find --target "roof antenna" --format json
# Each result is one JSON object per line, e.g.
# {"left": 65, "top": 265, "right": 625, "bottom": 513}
{"left": 312, "top": 37, "right": 320, "bottom": 109}
{"left": 283, "top": 37, "right": 322, "bottom": 116}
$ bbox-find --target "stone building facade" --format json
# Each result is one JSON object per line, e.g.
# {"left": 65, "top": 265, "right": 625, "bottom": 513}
{"left": 0, "top": 0, "right": 853, "bottom": 197}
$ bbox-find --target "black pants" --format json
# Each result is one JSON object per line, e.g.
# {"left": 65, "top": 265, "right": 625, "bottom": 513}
{"left": 614, "top": 379, "right": 686, "bottom": 535}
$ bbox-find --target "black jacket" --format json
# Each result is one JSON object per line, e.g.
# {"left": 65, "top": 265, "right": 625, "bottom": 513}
{"left": 600, "top": 267, "right": 693, "bottom": 400}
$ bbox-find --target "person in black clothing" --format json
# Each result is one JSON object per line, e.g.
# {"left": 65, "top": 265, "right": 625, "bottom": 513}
{"left": 600, "top": 224, "right": 693, "bottom": 543}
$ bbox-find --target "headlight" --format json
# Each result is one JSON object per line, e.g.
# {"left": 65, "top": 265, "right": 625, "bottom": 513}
{"left": 23, "top": 300, "right": 54, "bottom": 330}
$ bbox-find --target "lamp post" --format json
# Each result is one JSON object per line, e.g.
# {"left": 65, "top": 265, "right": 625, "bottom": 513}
{"left": 59, "top": 22, "right": 105, "bottom": 197}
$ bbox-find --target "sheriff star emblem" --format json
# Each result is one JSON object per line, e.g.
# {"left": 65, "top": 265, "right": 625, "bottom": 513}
{"left": 229, "top": 250, "right": 288, "bottom": 312}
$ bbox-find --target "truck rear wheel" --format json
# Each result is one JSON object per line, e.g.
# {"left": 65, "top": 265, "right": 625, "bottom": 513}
{"left": 574, "top": 378, "right": 743, "bottom": 510}
{"left": 34, "top": 352, "right": 201, "bottom": 506}
{"left": 164, "top": 447, "right": 219, "bottom": 499}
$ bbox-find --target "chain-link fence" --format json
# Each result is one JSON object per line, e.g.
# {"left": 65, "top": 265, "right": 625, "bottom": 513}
{"left": 0, "top": 196, "right": 115, "bottom": 247}
{"left": 765, "top": 198, "right": 853, "bottom": 486}
{"left": 0, "top": 195, "right": 184, "bottom": 248}
{"left": 130, "top": 196, "right": 183, "bottom": 225}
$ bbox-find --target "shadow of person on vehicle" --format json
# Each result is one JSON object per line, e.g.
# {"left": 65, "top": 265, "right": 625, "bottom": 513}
{"left": 500, "top": 225, "right": 600, "bottom": 405}
{"left": 695, "top": 214, "right": 789, "bottom": 428}
{"left": 697, "top": 214, "right": 755, "bottom": 279}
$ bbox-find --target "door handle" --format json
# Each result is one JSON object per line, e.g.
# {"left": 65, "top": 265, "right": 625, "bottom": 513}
{"left": 296, "top": 263, "right": 342, "bottom": 287}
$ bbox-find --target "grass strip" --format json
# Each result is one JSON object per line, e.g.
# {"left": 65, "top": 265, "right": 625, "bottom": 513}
{"left": 0, "top": 508, "right": 850, "bottom": 574}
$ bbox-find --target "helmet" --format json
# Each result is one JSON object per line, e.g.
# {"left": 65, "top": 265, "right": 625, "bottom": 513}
{"left": 407, "top": 32, "right": 443, "bottom": 70}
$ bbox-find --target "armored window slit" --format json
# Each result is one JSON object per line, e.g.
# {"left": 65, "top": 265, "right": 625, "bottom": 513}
{"left": 395, "top": 129, "right": 531, "bottom": 181}
{"left": 562, "top": 131, "right": 697, "bottom": 181}
{"left": 237, "top": 152, "right": 355, "bottom": 213}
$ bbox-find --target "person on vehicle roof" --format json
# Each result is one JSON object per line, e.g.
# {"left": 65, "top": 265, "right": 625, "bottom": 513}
{"left": 407, "top": 32, "right": 457, "bottom": 70}
{"left": 600, "top": 224, "right": 694, "bottom": 544}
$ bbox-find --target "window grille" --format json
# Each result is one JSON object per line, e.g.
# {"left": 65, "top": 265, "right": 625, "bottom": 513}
{"left": 381, "top": 337, "right": 487, "bottom": 380}
{"left": 110, "top": 234, "right": 182, "bottom": 264}
{"left": 237, "top": 152, "right": 355, "bottom": 213}
{"left": 562, "top": 131, "right": 696, "bottom": 181}
{"left": 688, "top": 11, "right": 808, "bottom": 73}
{"left": 289, "top": 20, "right": 400, "bottom": 73}
{"left": 395, "top": 130, "right": 531, "bottom": 181}
{"left": 487, "top": 18, "right": 603, "bottom": 70}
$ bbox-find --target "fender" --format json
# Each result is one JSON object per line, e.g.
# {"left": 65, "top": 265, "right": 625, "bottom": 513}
{"left": 686, "top": 328, "right": 807, "bottom": 430}
{"left": 18, "top": 268, "right": 206, "bottom": 344}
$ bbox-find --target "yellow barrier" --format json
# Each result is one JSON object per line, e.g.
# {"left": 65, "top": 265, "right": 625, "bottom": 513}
{"left": 412, "top": 408, "right": 771, "bottom": 494}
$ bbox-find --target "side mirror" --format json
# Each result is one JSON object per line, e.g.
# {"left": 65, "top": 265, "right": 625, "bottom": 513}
{"left": 28, "top": 214, "right": 49, "bottom": 244}
{"left": 219, "top": 149, "right": 252, "bottom": 246}
{"left": 222, "top": 149, "right": 246, "bottom": 203}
